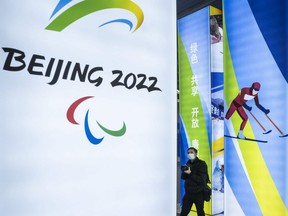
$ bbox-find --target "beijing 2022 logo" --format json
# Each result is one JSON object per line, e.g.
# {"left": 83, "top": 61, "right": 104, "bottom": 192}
{"left": 67, "top": 96, "right": 126, "bottom": 145}
{"left": 46, "top": 0, "right": 144, "bottom": 32}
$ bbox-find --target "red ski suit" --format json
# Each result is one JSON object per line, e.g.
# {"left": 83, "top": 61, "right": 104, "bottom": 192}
{"left": 225, "top": 87, "right": 259, "bottom": 130}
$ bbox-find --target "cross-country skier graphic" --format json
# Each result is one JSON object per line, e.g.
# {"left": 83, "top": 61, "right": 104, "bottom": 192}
{"left": 225, "top": 82, "right": 270, "bottom": 139}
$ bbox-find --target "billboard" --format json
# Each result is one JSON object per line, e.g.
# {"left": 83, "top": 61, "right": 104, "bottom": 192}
{"left": 210, "top": 6, "right": 224, "bottom": 216}
{"left": 178, "top": 6, "right": 212, "bottom": 215}
{"left": 224, "top": 0, "right": 287, "bottom": 215}
{"left": 0, "top": 1, "right": 177, "bottom": 216}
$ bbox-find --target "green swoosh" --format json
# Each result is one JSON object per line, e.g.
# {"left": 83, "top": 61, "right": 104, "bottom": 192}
{"left": 97, "top": 121, "right": 126, "bottom": 136}
{"left": 46, "top": 0, "right": 144, "bottom": 32}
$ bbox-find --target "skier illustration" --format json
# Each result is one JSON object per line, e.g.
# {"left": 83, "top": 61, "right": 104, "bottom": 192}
{"left": 225, "top": 82, "right": 270, "bottom": 139}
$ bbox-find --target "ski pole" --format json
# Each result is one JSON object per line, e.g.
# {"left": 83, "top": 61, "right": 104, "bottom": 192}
{"left": 265, "top": 114, "right": 288, "bottom": 137}
{"left": 249, "top": 111, "right": 272, "bottom": 134}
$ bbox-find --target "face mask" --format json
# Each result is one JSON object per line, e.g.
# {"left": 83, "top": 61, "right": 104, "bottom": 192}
{"left": 188, "top": 153, "right": 196, "bottom": 160}
{"left": 252, "top": 89, "right": 259, "bottom": 95}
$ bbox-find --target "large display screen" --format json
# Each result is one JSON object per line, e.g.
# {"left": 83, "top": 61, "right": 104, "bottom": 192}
{"left": 224, "top": 0, "right": 287, "bottom": 215}
{"left": 178, "top": 6, "right": 212, "bottom": 215}
{"left": 0, "top": 1, "right": 177, "bottom": 215}
{"left": 210, "top": 6, "right": 224, "bottom": 216}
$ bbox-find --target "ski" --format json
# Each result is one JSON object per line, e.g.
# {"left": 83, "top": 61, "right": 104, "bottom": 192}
{"left": 279, "top": 134, "right": 288, "bottom": 138}
{"left": 224, "top": 135, "right": 268, "bottom": 143}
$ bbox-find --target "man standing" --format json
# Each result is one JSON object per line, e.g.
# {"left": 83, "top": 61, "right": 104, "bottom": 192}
{"left": 225, "top": 82, "right": 270, "bottom": 139}
{"left": 180, "top": 147, "right": 208, "bottom": 216}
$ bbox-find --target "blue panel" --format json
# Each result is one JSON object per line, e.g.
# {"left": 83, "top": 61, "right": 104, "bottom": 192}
{"left": 178, "top": 7, "right": 211, "bottom": 148}
{"left": 179, "top": 116, "right": 189, "bottom": 204}
{"left": 224, "top": 0, "right": 287, "bottom": 204}
{"left": 224, "top": 125, "right": 262, "bottom": 215}
{"left": 247, "top": 0, "right": 288, "bottom": 83}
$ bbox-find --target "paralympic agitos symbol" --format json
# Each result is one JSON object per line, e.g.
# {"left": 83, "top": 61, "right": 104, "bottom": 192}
{"left": 46, "top": 0, "right": 144, "bottom": 32}
{"left": 67, "top": 96, "right": 126, "bottom": 145}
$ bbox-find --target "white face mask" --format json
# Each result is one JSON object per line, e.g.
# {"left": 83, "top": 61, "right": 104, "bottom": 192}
{"left": 252, "top": 89, "right": 259, "bottom": 95}
{"left": 188, "top": 153, "right": 196, "bottom": 160}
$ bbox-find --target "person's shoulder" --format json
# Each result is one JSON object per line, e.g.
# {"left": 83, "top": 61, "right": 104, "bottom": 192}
{"left": 198, "top": 159, "right": 208, "bottom": 166}
{"left": 241, "top": 87, "right": 251, "bottom": 92}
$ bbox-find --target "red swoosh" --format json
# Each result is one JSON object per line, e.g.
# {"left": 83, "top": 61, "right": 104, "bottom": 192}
{"left": 67, "top": 96, "right": 94, "bottom": 124}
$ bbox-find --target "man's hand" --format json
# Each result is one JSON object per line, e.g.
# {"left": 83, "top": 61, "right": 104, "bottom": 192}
{"left": 184, "top": 167, "right": 191, "bottom": 175}
{"left": 257, "top": 104, "right": 270, "bottom": 114}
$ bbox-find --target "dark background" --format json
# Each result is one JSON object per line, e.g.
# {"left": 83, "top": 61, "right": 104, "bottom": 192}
{"left": 177, "top": 0, "right": 222, "bottom": 18}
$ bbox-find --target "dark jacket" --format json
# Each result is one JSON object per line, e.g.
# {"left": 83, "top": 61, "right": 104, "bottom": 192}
{"left": 181, "top": 157, "right": 208, "bottom": 194}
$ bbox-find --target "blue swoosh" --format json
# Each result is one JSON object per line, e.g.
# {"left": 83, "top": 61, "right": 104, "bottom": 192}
{"left": 50, "top": 0, "right": 72, "bottom": 19}
{"left": 99, "top": 19, "right": 133, "bottom": 31}
{"left": 84, "top": 110, "right": 104, "bottom": 145}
